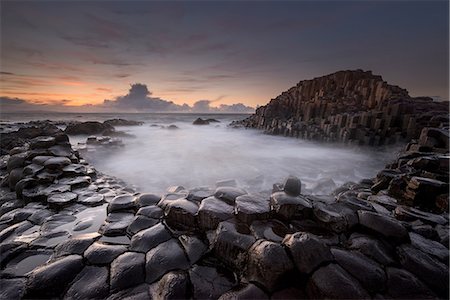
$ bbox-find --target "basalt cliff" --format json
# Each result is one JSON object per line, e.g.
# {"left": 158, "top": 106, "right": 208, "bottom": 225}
{"left": 233, "top": 70, "right": 449, "bottom": 145}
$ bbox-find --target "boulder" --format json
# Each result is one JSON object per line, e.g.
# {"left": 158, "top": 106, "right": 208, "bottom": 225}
{"left": 270, "top": 192, "right": 312, "bottom": 219}
{"left": 65, "top": 121, "right": 114, "bottom": 135}
{"left": 53, "top": 232, "right": 100, "bottom": 258}
{"left": 164, "top": 198, "right": 198, "bottom": 230}
{"left": 193, "top": 118, "right": 210, "bottom": 125}
{"left": 110, "top": 252, "right": 146, "bottom": 292}
{"left": 64, "top": 266, "right": 109, "bottom": 300}
{"left": 151, "top": 271, "right": 190, "bottom": 299}
{"left": 386, "top": 267, "right": 435, "bottom": 299}
{"left": 347, "top": 233, "right": 395, "bottom": 266}
{"left": 189, "top": 265, "right": 236, "bottom": 299}
{"left": 108, "top": 194, "right": 136, "bottom": 213}
{"left": 130, "top": 222, "right": 172, "bottom": 253}
{"left": 357, "top": 210, "right": 409, "bottom": 243}
{"left": 214, "top": 186, "right": 247, "bottom": 205}
{"left": 283, "top": 176, "right": 302, "bottom": 196}
{"left": 198, "top": 196, "right": 234, "bottom": 230}
{"left": 84, "top": 242, "right": 127, "bottom": 265}
{"left": 235, "top": 193, "right": 271, "bottom": 223}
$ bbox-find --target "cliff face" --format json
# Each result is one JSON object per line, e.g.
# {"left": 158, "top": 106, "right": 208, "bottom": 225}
{"left": 235, "top": 70, "right": 449, "bottom": 145}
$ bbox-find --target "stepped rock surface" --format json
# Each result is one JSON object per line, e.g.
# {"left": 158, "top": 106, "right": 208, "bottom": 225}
{"left": 232, "top": 70, "right": 448, "bottom": 145}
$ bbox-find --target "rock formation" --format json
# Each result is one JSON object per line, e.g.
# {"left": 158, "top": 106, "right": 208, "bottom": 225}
{"left": 232, "top": 70, "right": 449, "bottom": 145}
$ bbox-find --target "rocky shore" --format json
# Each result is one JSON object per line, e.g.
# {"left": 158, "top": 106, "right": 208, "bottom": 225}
{"left": 0, "top": 117, "right": 448, "bottom": 299}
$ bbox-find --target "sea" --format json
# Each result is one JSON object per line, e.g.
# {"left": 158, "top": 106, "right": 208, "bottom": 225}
{"left": 0, "top": 112, "right": 402, "bottom": 194}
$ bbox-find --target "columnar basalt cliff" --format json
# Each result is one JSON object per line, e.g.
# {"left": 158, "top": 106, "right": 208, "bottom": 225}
{"left": 233, "top": 70, "right": 449, "bottom": 145}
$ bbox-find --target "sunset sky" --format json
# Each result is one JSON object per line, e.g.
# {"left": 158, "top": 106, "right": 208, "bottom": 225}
{"left": 0, "top": 1, "right": 448, "bottom": 112}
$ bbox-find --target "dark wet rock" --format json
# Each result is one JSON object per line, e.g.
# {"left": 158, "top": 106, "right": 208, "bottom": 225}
{"left": 44, "top": 156, "right": 71, "bottom": 171}
{"left": 40, "top": 213, "right": 76, "bottom": 232}
{"left": 29, "top": 136, "right": 56, "bottom": 149}
{"left": 250, "top": 219, "right": 290, "bottom": 242}
{"left": 99, "top": 235, "right": 131, "bottom": 246}
{"left": 65, "top": 121, "right": 114, "bottom": 135}
{"left": 394, "top": 205, "right": 447, "bottom": 225}
{"left": 409, "top": 232, "right": 449, "bottom": 262}
{"left": 211, "top": 221, "right": 256, "bottom": 268}
{"left": 411, "top": 222, "right": 439, "bottom": 240}
{"left": 167, "top": 185, "right": 186, "bottom": 193}
{"left": 164, "top": 198, "right": 198, "bottom": 230}
{"left": 306, "top": 263, "right": 370, "bottom": 299}
{"left": 30, "top": 230, "right": 70, "bottom": 248}
{"left": 23, "top": 163, "right": 44, "bottom": 177}
{"left": 53, "top": 232, "right": 100, "bottom": 258}
{"left": 64, "top": 265, "right": 109, "bottom": 300}
{"left": 62, "top": 163, "right": 87, "bottom": 176}
{"left": 198, "top": 196, "right": 234, "bottom": 230}
{"left": 193, "top": 118, "right": 210, "bottom": 125}
{"left": 0, "top": 241, "right": 27, "bottom": 267}
{"left": 100, "top": 212, "right": 135, "bottom": 236}
{"left": 166, "top": 124, "right": 179, "bottom": 130}
{"left": 347, "top": 233, "right": 395, "bottom": 266}
{"left": 8, "top": 168, "right": 23, "bottom": 190}
{"left": 313, "top": 202, "right": 348, "bottom": 233}
{"left": 7, "top": 153, "right": 26, "bottom": 171}
{"left": 0, "top": 207, "right": 35, "bottom": 224}
{"left": 77, "top": 194, "right": 104, "bottom": 205}
{"left": 190, "top": 265, "right": 236, "bottom": 299}
{"left": 107, "top": 194, "right": 136, "bottom": 213}
{"left": 158, "top": 192, "right": 189, "bottom": 209}
{"left": 137, "top": 205, "right": 163, "bottom": 219}
{"left": 386, "top": 267, "right": 435, "bottom": 299}
{"left": 188, "top": 187, "right": 215, "bottom": 202}
{"left": 2, "top": 249, "right": 52, "bottom": 277}
{"left": 404, "top": 176, "right": 448, "bottom": 211}
{"left": 127, "top": 215, "right": 159, "bottom": 236}
{"left": 47, "top": 191, "right": 78, "bottom": 206}
{"left": 151, "top": 271, "right": 190, "bottom": 299}
{"left": 331, "top": 248, "right": 386, "bottom": 293}
{"left": 58, "top": 176, "right": 91, "bottom": 189}
{"left": 235, "top": 193, "right": 270, "bottom": 223}
{"left": 283, "top": 175, "right": 302, "bottom": 196}
{"left": 48, "top": 144, "right": 73, "bottom": 157}
{"left": 219, "top": 283, "right": 269, "bottom": 300}
{"left": 130, "top": 222, "right": 172, "bottom": 253}
{"left": 214, "top": 186, "right": 247, "bottom": 205}
{"left": 104, "top": 118, "right": 143, "bottom": 126}
{"left": 435, "top": 224, "right": 449, "bottom": 247}
{"left": 107, "top": 283, "right": 150, "bottom": 300}
{"left": 0, "top": 278, "right": 26, "bottom": 299}
{"left": 135, "top": 193, "right": 161, "bottom": 207}
{"left": 397, "top": 244, "right": 449, "bottom": 296}
{"left": 283, "top": 232, "right": 333, "bottom": 274}
{"left": 145, "top": 238, "right": 190, "bottom": 283}
{"left": 270, "top": 191, "right": 312, "bottom": 219}
{"left": 0, "top": 220, "right": 33, "bottom": 243}
{"left": 178, "top": 235, "right": 208, "bottom": 264}
{"left": 24, "top": 254, "right": 84, "bottom": 298}
{"left": 84, "top": 242, "right": 127, "bottom": 265}
{"left": 357, "top": 210, "right": 409, "bottom": 243}
{"left": 110, "top": 251, "right": 146, "bottom": 292}
{"left": 246, "top": 240, "right": 294, "bottom": 292}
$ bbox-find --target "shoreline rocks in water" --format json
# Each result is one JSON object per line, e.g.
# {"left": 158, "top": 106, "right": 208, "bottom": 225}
{"left": 0, "top": 120, "right": 448, "bottom": 299}
{"left": 193, "top": 118, "right": 220, "bottom": 125}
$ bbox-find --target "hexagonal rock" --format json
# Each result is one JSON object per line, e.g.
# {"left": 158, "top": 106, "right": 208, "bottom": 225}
{"left": 409, "top": 232, "right": 449, "bottom": 262}
{"left": 135, "top": 193, "right": 161, "bottom": 207}
{"left": 107, "top": 283, "right": 151, "bottom": 300}
{"left": 347, "top": 233, "right": 395, "bottom": 266}
{"left": 357, "top": 210, "right": 409, "bottom": 243}
{"left": 99, "top": 212, "right": 135, "bottom": 236}
{"left": 145, "top": 239, "right": 190, "bottom": 283}
{"left": 178, "top": 235, "right": 208, "bottom": 264}
{"left": 246, "top": 240, "right": 294, "bottom": 292}
{"left": 43, "top": 157, "right": 71, "bottom": 171}
{"left": 23, "top": 163, "right": 44, "bottom": 177}
{"left": 214, "top": 186, "right": 247, "bottom": 205}
{"left": 47, "top": 192, "right": 78, "bottom": 206}
{"left": 110, "top": 251, "right": 146, "bottom": 292}
{"left": 306, "top": 263, "right": 370, "bottom": 299}
{"left": 211, "top": 221, "right": 256, "bottom": 268}
{"left": 64, "top": 266, "right": 109, "bottom": 299}
{"left": 386, "top": 267, "right": 435, "bottom": 299}
{"left": 188, "top": 188, "right": 215, "bottom": 202}
{"left": 48, "top": 144, "right": 73, "bottom": 157}
{"left": 24, "top": 255, "right": 84, "bottom": 298}
{"left": 367, "top": 194, "right": 398, "bottom": 210}
{"left": 84, "top": 242, "right": 127, "bottom": 265}
{"left": 53, "top": 232, "right": 100, "bottom": 258}
{"left": 127, "top": 215, "right": 160, "bottom": 236}
{"left": 62, "top": 164, "right": 86, "bottom": 176}
{"left": 270, "top": 191, "right": 312, "bottom": 219}
{"left": 77, "top": 194, "right": 104, "bottom": 206}
{"left": 394, "top": 205, "right": 447, "bottom": 225}
{"left": 235, "top": 193, "right": 271, "bottom": 223}
{"left": 189, "top": 265, "right": 236, "bottom": 299}
{"left": 397, "top": 244, "right": 449, "bottom": 297}
{"left": 130, "top": 222, "right": 172, "bottom": 253}
{"left": 7, "top": 153, "right": 26, "bottom": 171}
{"left": 219, "top": 283, "right": 268, "bottom": 300}
{"left": 250, "top": 220, "right": 291, "bottom": 243}
{"left": 283, "top": 232, "right": 333, "bottom": 274}
{"left": 313, "top": 202, "right": 348, "bottom": 233}
{"left": 164, "top": 198, "right": 198, "bottom": 230}
{"left": 30, "top": 136, "right": 56, "bottom": 149}
{"left": 198, "top": 196, "right": 234, "bottom": 230}
{"left": 107, "top": 194, "right": 136, "bottom": 213}
{"left": 58, "top": 176, "right": 91, "bottom": 189}
{"left": 331, "top": 248, "right": 386, "bottom": 293}
{"left": 0, "top": 278, "right": 26, "bottom": 299}
{"left": 137, "top": 205, "right": 163, "bottom": 219}
{"left": 9, "top": 168, "right": 23, "bottom": 190}
{"left": 150, "top": 271, "right": 190, "bottom": 299}
{"left": 157, "top": 192, "right": 189, "bottom": 210}
{"left": 283, "top": 176, "right": 302, "bottom": 196}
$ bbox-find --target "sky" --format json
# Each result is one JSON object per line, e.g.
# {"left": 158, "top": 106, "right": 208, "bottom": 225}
{"left": 0, "top": 0, "right": 448, "bottom": 112}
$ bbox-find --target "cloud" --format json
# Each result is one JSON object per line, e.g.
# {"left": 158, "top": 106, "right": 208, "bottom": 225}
{"left": 191, "top": 99, "right": 254, "bottom": 113}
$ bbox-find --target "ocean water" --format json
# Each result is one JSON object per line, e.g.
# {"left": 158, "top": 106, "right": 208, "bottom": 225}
{"left": 1, "top": 112, "right": 401, "bottom": 194}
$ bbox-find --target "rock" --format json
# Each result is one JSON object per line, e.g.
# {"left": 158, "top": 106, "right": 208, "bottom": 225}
{"left": 211, "top": 221, "right": 256, "bottom": 268}
{"left": 270, "top": 192, "right": 312, "bottom": 219}
{"left": 313, "top": 202, "right": 349, "bottom": 233}
{"left": 214, "top": 186, "right": 247, "bottom": 205}
{"left": 189, "top": 265, "right": 236, "bottom": 299}
{"left": 219, "top": 283, "right": 269, "bottom": 300}
{"left": 198, "top": 196, "right": 234, "bottom": 230}
{"left": 58, "top": 176, "right": 91, "bottom": 189}
{"left": 130, "top": 222, "right": 172, "bottom": 253}
{"left": 397, "top": 244, "right": 449, "bottom": 296}
{"left": 404, "top": 176, "right": 448, "bottom": 210}
{"left": 151, "top": 271, "right": 190, "bottom": 299}
{"left": 164, "top": 198, "right": 198, "bottom": 230}
{"left": 48, "top": 144, "right": 73, "bottom": 157}
{"left": 193, "top": 118, "right": 210, "bottom": 125}
{"left": 347, "top": 233, "right": 395, "bottom": 266}
{"left": 283, "top": 232, "right": 333, "bottom": 274}
{"left": 8, "top": 168, "right": 23, "bottom": 190}
{"left": 110, "top": 252, "right": 146, "bottom": 292}
{"left": 394, "top": 205, "right": 447, "bottom": 225}
{"left": 65, "top": 121, "right": 114, "bottom": 135}
{"left": 331, "top": 248, "right": 386, "bottom": 293}
{"left": 137, "top": 205, "right": 163, "bottom": 219}
{"left": 135, "top": 193, "right": 161, "bottom": 207}
{"left": 283, "top": 176, "right": 302, "bottom": 196}
{"left": 357, "top": 210, "right": 409, "bottom": 243}
{"left": 44, "top": 156, "right": 72, "bottom": 170}
{"left": 24, "top": 255, "right": 84, "bottom": 298}
{"left": 167, "top": 185, "right": 186, "bottom": 193}
{"left": 100, "top": 212, "right": 135, "bottom": 236}
{"left": 7, "top": 153, "right": 26, "bottom": 171}
{"left": 107, "top": 283, "right": 150, "bottom": 300}
{"left": 53, "top": 232, "right": 100, "bottom": 258}
{"left": 386, "top": 267, "right": 435, "bottom": 299}
{"left": 246, "top": 240, "right": 294, "bottom": 291}
{"left": 77, "top": 194, "right": 104, "bottom": 205}
{"left": 127, "top": 215, "right": 160, "bottom": 236}
{"left": 188, "top": 188, "right": 215, "bottom": 202}
{"left": 235, "top": 193, "right": 271, "bottom": 223}
{"left": 145, "top": 239, "right": 190, "bottom": 283}
{"left": 250, "top": 219, "right": 291, "bottom": 243}
{"left": 47, "top": 192, "right": 78, "bottom": 206}
{"left": 22, "top": 163, "right": 44, "bottom": 177}
{"left": 104, "top": 118, "right": 143, "bottom": 126}
{"left": 0, "top": 278, "right": 26, "bottom": 299}
{"left": 178, "top": 235, "right": 208, "bottom": 264}
{"left": 64, "top": 266, "right": 109, "bottom": 299}
{"left": 108, "top": 194, "right": 136, "bottom": 213}
{"left": 29, "top": 136, "right": 56, "bottom": 149}
{"left": 306, "top": 263, "right": 370, "bottom": 299}
{"left": 84, "top": 242, "right": 127, "bottom": 265}
{"left": 409, "top": 232, "right": 449, "bottom": 262}
{"left": 167, "top": 124, "right": 179, "bottom": 130}
{"left": 418, "top": 127, "right": 449, "bottom": 149}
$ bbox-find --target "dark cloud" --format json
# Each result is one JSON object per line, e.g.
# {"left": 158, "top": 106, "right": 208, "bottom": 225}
{"left": 191, "top": 99, "right": 253, "bottom": 113}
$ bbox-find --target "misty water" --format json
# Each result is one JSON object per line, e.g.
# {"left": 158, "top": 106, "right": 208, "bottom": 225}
{"left": 52, "top": 113, "right": 402, "bottom": 194}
